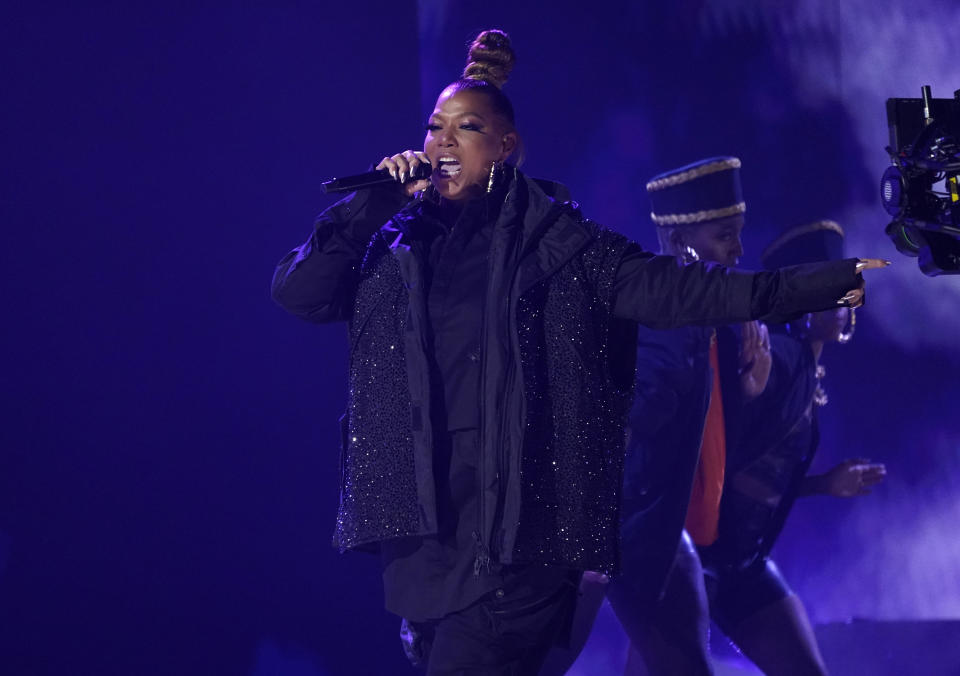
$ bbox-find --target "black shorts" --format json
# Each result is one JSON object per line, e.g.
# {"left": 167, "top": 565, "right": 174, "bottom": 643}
{"left": 702, "top": 557, "right": 792, "bottom": 632}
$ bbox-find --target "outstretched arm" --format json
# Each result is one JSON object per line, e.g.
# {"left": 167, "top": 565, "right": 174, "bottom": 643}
{"left": 611, "top": 244, "right": 886, "bottom": 328}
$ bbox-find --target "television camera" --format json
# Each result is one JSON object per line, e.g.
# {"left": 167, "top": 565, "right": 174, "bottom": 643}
{"left": 881, "top": 86, "right": 960, "bottom": 275}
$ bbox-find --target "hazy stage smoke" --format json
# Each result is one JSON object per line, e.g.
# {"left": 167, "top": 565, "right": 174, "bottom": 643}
{"left": 707, "top": 0, "right": 960, "bottom": 350}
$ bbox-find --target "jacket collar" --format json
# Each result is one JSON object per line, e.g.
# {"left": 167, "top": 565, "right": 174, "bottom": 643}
{"left": 512, "top": 170, "right": 595, "bottom": 294}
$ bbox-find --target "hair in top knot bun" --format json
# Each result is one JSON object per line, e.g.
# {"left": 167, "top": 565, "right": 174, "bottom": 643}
{"left": 462, "top": 29, "right": 515, "bottom": 90}
{"left": 446, "top": 29, "right": 517, "bottom": 129}
{"left": 439, "top": 29, "right": 521, "bottom": 161}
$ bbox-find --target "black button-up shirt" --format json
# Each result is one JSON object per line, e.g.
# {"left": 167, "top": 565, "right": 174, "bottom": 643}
{"left": 381, "top": 196, "right": 570, "bottom": 622}
{"left": 422, "top": 199, "right": 491, "bottom": 431}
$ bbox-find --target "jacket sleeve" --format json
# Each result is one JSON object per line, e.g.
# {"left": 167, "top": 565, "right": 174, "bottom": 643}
{"left": 611, "top": 243, "right": 860, "bottom": 328}
{"left": 271, "top": 187, "right": 410, "bottom": 323}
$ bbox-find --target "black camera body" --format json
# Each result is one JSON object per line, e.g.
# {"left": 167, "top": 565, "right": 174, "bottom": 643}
{"left": 881, "top": 86, "right": 960, "bottom": 275}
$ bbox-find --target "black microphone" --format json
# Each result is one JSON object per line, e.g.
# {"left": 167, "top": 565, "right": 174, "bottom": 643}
{"left": 321, "top": 162, "right": 433, "bottom": 194}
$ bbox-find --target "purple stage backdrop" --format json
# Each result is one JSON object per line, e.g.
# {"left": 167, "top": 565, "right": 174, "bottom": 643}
{"left": 2, "top": 1, "right": 958, "bottom": 674}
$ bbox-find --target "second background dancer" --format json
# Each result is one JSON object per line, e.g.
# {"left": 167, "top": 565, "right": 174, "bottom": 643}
{"left": 697, "top": 221, "right": 887, "bottom": 676}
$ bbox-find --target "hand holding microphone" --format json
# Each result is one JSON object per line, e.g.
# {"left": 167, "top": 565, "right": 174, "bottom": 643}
{"left": 321, "top": 150, "right": 432, "bottom": 194}
{"left": 377, "top": 151, "right": 432, "bottom": 196}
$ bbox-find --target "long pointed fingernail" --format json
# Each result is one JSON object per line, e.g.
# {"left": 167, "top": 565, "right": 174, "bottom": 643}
{"left": 389, "top": 168, "right": 397, "bottom": 180}
{"left": 399, "top": 170, "right": 406, "bottom": 183}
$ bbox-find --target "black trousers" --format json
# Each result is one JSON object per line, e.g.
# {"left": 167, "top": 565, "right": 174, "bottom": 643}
{"left": 404, "top": 577, "right": 578, "bottom": 675}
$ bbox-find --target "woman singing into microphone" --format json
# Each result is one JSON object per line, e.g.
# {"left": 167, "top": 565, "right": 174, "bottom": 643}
{"left": 271, "top": 29, "right": 884, "bottom": 675}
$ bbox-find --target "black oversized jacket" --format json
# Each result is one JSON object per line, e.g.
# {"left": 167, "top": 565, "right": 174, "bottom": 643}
{"left": 271, "top": 168, "right": 859, "bottom": 574}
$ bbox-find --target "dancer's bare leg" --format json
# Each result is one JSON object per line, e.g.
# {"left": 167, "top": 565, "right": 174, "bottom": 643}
{"left": 613, "top": 532, "right": 712, "bottom": 676}
{"left": 725, "top": 593, "right": 827, "bottom": 676}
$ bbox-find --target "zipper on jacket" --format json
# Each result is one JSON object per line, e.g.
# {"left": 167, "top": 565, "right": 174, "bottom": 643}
{"left": 473, "top": 197, "right": 569, "bottom": 574}
{"left": 475, "top": 249, "right": 493, "bottom": 577}
{"left": 478, "top": 201, "right": 571, "bottom": 572}
{"left": 489, "top": 203, "right": 570, "bottom": 560}
{"left": 488, "top": 358, "right": 513, "bottom": 562}
{"left": 487, "top": 245, "right": 522, "bottom": 566}
{"left": 472, "top": 530, "right": 491, "bottom": 576}
{"left": 474, "top": 192, "right": 518, "bottom": 576}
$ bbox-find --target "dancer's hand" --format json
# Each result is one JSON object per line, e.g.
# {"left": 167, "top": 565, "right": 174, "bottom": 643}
{"left": 839, "top": 259, "right": 891, "bottom": 308}
{"left": 376, "top": 150, "right": 432, "bottom": 196}
{"left": 818, "top": 458, "right": 887, "bottom": 497}
{"left": 739, "top": 321, "right": 771, "bottom": 400}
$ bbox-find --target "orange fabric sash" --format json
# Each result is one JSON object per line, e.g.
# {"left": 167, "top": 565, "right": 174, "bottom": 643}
{"left": 685, "top": 334, "right": 726, "bottom": 546}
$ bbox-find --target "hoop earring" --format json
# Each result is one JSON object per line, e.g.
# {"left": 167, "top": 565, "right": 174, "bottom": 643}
{"left": 680, "top": 245, "right": 700, "bottom": 265}
{"left": 838, "top": 307, "right": 856, "bottom": 344}
{"left": 487, "top": 160, "right": 504, "bottom": 193}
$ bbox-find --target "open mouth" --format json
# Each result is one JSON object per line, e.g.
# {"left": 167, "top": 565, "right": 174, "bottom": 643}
{"left": 435, "top": 156, "right": 462, "bottom": 178}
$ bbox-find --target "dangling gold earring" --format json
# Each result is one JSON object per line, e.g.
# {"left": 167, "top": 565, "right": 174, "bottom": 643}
{"left": 681, "top": 245, "right": 700, "bottom": 265}
{"left": 487, "top": 160, "right": 504, "bottom": 193}
{"left": 838, "top": 307, "right": 856, "bottom": 344}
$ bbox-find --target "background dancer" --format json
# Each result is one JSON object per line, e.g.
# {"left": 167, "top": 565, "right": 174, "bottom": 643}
{"left": 698, "top": 222, "right": 887, "bottom": 676}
